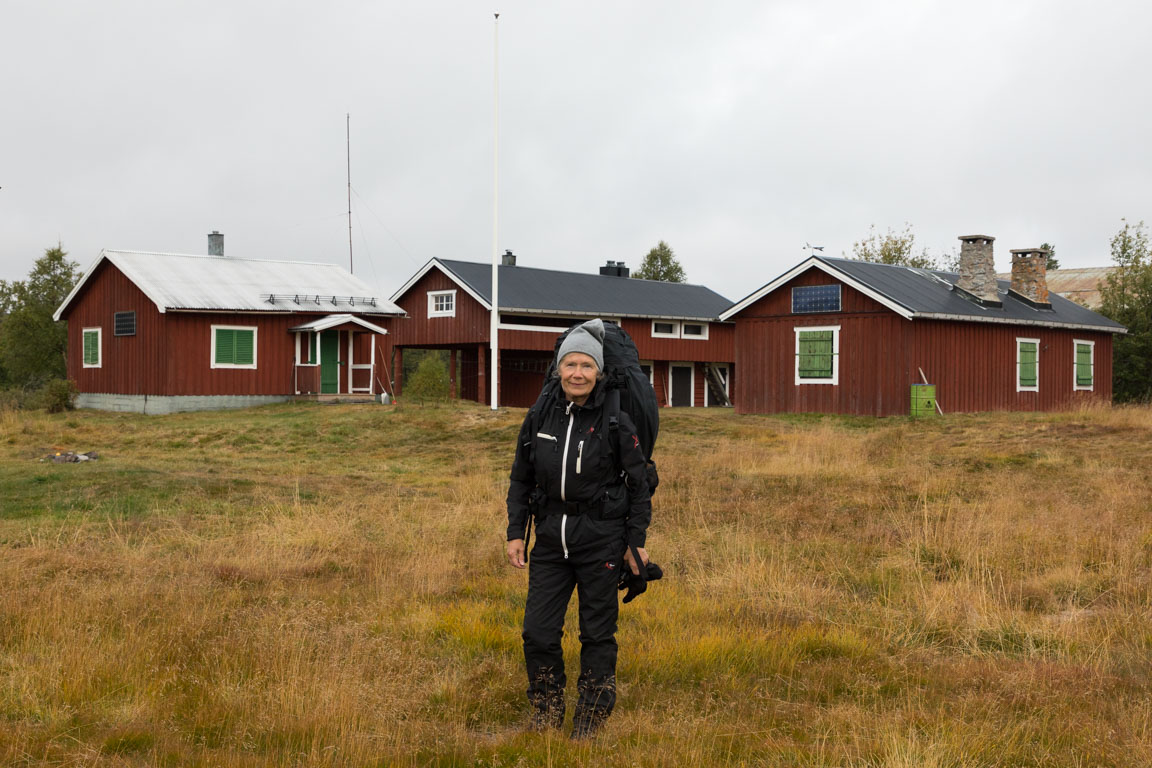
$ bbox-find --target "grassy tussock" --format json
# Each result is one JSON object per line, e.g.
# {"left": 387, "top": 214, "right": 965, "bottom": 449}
{"left": 2, "top": 402, "right": 1152, "bottom": 765}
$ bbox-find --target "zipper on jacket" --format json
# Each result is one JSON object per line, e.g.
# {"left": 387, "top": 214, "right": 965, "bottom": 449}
{"left": 560, "top": 402, "right": 575, "bottom": 560}
{"left": 561, "top": 514, "right": 569, "bottom": 560}
{"left": 560, "top": 403, "right": 575, "bottom": 501}
{"left": 576, "top": 440, "right": 584, "bottom": 474}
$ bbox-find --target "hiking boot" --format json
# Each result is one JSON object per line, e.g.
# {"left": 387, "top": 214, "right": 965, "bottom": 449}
{"left": 570, "top": 715, "right": 605, "bottom": 741}
{"left": 527, "top": 706, "right": 564, "bottom": 732}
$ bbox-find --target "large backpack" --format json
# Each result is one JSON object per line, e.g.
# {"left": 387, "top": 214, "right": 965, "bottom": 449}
{"left": 528, "top": 321, "right": 660, "bottom": 488}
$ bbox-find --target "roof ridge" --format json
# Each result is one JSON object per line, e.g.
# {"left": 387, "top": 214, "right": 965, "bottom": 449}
{"left": 436, "top": 257, "right": 724, "bottom": 291}
{"left": 105, "top": 249, "right": 344, "bottom": 268}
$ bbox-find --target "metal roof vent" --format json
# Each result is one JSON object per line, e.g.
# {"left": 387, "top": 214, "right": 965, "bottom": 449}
{"left": 502, "top": 249, "right": 516, "bottom": 266}
{"left": 208, "top": 231, "right": 224, "bottom": 257}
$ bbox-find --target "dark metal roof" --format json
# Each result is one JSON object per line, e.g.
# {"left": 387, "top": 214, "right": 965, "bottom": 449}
{"left": 437, "top": 259, "right": 733, "bottom": 321}
{"left": 820, "top": 256, "right": 1126, "bottom": 332}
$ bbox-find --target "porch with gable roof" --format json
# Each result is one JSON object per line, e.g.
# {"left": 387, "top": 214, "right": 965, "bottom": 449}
{"left": 289, "top": 314, "right": 389, "bottom": 397}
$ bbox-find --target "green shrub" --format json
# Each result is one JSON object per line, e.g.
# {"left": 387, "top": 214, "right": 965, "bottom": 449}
{"left": 24, "top": 378, "right": 77, "bottom": 413}
{"left": 405, "top": 355, "right": 450, "bottom": 403}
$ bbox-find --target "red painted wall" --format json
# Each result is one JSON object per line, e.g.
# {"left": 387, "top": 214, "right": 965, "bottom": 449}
{"left": 61, "top": 262, "right": 396, "bottom": 397}
{"left": 731, "top": 270, "right": 1114, "bottom": 415}
{"left": 63, "top": 262, "right": 167, "bottom": 395}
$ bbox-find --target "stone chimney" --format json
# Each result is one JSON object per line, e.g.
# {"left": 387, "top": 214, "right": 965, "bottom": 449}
{"left": 956, "top": 234, "right": 1000, "bottom": 306}
{"left": 501, "top": 249, "right": 516, "bottom": 266}
{"left": 1009, "top": 248, "right": 1051, "bottom": 306}
{"left": 208, "top": 231, "right": 224, "bottom": 257}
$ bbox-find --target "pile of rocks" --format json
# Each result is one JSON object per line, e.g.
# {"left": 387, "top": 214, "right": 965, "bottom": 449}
{"left": 42, "top": 451, "right": 99, "bottom": 463}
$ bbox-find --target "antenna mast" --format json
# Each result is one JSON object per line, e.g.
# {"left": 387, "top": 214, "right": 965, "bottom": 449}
{"left": 347, "top": 113, "right": 353, "bottom": 273}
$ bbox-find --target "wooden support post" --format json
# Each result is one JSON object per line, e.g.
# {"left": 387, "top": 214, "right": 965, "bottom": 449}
{"left": 477, "top": 344, "right": 486, "bottom": 406}
{"left": 394, "top": 347, "right": 403, "bottom": 398}
{"left": 449, "top": 349, "right": 458, "bottom": 400}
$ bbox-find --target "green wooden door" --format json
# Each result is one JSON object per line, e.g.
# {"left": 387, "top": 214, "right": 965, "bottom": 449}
{"left": 321, "top": 330, "right": 339, "bottom": 393}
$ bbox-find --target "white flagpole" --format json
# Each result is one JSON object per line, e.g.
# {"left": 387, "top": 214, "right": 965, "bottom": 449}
{"left": 489, "top": 12, "right": 500, "bottom": 410}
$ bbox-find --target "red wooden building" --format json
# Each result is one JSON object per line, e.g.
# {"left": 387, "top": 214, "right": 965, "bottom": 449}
{"left": 54, "top": 237, "right": 404, "bottom": 414}
{"left": 386, "top": 255, "right": 735, "bottom": 408}
{"left": 720, "top": 236, "right": 1126, "bottom": 416}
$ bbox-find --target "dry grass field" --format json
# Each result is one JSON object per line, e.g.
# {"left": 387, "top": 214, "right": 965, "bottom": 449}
{"left": 1, "top": 401, "right": 1151, "bottom": 767}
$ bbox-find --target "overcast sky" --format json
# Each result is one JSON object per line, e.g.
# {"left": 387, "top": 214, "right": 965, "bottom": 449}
{"left": 4, "top": 0, "right": 1151, "bottom": 303}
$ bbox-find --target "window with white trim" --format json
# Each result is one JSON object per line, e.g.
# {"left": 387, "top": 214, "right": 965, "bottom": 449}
{"left": 82, "top": 327, "right": 102, "bottom": 368}
{"left": 681, "top": 322, "right": 709, "bottom": 340}
{"left": 298, "top": 331, "right": 318, "bottom": 365}
{"left": 428, "top": 290, "right": 456, "bottom": 318}
{"left": 1016, "top": 338, "right": 1039, "bottom": 392}
{"left": 1073, "top": 339, "right": 1094, "bottom": 391}
{"left": 795, "top": 325, "right": 840, "bottom": 385}
{"left": 212, "top": 325, "right": 257, "bottom": 369}
{"left": 651, "top": 320, "right": 679, "bottom": 338}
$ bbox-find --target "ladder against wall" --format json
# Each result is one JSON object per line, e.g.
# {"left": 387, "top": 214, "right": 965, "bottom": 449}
{"left": 704, "top": 364, "right": 731, "bottom": 407}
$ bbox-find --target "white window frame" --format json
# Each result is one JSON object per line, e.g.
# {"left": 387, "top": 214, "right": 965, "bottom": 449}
{"left": 211, "top": 325, "right": 258, "bottom": 370}
{"left": 1073, "top": 339, "right": 1094, "bottom": 392}
{"left": 296, "top": 331, "right": 320, "bottom": 367}
{"left": 669, "top": 362, "right": 695, "bottom": 407}
{"left": 82, "top": 327, "right": 102, "bottom": 368}
{"left": 427, "top": 290, "right": 457, "bottom": 318}
{"left": 651, "top": 320, "right": 680, "bottom": 339}
{"left": 1016, "top": 337, "right": 1040, "bottom": 393}
{"left": 680, "top": 322, "right": 709, "bottom": 340}
{"left": 794, "top": 325, "right": 840, "bottom": 385}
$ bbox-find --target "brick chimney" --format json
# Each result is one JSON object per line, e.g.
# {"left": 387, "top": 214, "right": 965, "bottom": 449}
{"left": 208, "top": 231, "right": 224, "bottom": 257}
{"left": 1009, "top": 248, "right": 1051, "bottom": 306}
{"left": 956, "top": 234, "right": 1001, "bottom": 306}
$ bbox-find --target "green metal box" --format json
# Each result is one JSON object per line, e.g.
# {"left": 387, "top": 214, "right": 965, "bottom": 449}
{"left": 911, "top": 384, "right": 937, "bottom": 417}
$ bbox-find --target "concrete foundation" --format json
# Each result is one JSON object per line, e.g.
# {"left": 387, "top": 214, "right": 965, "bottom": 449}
{"left": 75, "top": 393, "right": 292, "bottom": 415}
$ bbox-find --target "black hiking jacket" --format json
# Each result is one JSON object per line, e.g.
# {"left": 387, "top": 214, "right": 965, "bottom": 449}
{"left": 506, "top": 381, "right": 651, "bottom": 550}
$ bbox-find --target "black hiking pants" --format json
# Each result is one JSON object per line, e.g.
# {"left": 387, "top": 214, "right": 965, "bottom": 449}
{"left": 523, "top": 515, "right": 625, "bottom": 725}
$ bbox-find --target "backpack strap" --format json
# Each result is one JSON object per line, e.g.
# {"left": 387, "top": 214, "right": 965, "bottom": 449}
{"left": 603, "top": 385, "right": 622, "bottom": 477}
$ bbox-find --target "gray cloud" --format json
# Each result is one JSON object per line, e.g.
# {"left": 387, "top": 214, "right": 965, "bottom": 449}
{"left": 3, "top": 0, "right": 1150, "bottom": 304}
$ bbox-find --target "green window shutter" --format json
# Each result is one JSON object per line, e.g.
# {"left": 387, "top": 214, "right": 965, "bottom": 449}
{"left": 1019, "top": 342, "right": 1037, "bottom": 387}
{"left": 83, "top": 330, "right": 98, "bottom": 365}
{"left": 798, "top": 330, "right": 834, "bottom": 378}
{"left": 234, "top": 330, "right": 254, "bottom": 366}
{"left": 1076, "top": 343, "right": 1093, "bottom": 386}
{"left": 215, "top": 329, "right": 235, "bottom": 365}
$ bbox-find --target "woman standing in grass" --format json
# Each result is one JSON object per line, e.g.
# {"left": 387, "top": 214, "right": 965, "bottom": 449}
{"left": 505, "top": 319, "right": 652, "bottom": 740}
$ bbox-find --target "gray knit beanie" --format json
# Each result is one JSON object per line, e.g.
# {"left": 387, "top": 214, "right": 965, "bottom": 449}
{"left": 556, "top": 319, "right": 605, "bottom": 371}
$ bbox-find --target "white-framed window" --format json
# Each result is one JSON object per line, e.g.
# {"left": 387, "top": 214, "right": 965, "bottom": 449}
{"left": 428, "top": 290, "right": 456, "bottom": 318}
{"left": 82, "top": 327, "right": 102, "bottom": 368}
{"left": 795, "top": 325, "right": 840, "bottom": 385}
{"left": 1016, "top": 337, "right": 1039, "bottom": 392}
{"left": 297, "top": 331, "right": 319, "bottom": 366}
{"left": 211, "top": 325, "right": 258, "bottom": 369}
{"left": 652, "top": 320, "right": 680, "bottom": 338}
{"left": 1073, "top": 339, "right": 1094, "bottom": 391}
{"left": 681, "top": 322, "right": 709, "bottom": 340}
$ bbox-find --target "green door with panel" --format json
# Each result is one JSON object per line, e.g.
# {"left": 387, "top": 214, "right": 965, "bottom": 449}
{"left": 321, "top": 330, "right": 339, "bottom": 393}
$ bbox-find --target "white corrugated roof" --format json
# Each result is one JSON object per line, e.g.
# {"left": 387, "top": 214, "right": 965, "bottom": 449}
{"left": 288, "top": 314, "right": 389, "bottom": 334}
{"left": 55, "top": 250, "right": 404, "bottom": 320}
